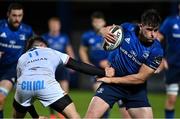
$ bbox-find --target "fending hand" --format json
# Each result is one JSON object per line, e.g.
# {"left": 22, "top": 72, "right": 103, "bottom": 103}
{"left": 99, "top": 25, "right": 116, "bottom": 43}
{"left": 97, "top": 77, "right": 112, "bottom": 83}
{"left": 105, "top": 67, "right": 115, "bottom": 77}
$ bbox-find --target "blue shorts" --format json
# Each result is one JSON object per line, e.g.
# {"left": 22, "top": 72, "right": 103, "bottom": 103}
{"left": 95, "top": 83, "right": 150, "bottom": 109}
{"left": 0, "top": 63, "right": 17, "bottom": 85}
{"left": 55, "top": 65, "right": 70, "bottom": 81}
{"left": 165, "top": 65, "right": 180, "bottom": 84}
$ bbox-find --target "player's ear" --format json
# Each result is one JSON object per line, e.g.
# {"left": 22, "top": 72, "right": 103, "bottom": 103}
{"left": 139, "top": 24, "right": 143, "bottom": 30}
{"left": 104, "top": 20, "right": 106, "bottom": 26}
{"left": 7, "top": 11, "right": 10, "bottom": 17}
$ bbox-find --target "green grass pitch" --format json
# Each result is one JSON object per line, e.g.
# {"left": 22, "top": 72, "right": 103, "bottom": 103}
{"left": 4, "top": 90, "right": 180, "bottom": 118}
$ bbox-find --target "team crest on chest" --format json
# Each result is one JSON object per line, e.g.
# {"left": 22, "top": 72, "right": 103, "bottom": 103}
{"left": 48, "top": 39, "right": 53, "bottom": 44}
{"left": 19, "top": 34, "right": 26, "bottom": 40}
{"left": 59, "top": 38, "right": 65, "bottom": 43}
{"left": 142, "top": 51, "right": 150, "bottom": 59}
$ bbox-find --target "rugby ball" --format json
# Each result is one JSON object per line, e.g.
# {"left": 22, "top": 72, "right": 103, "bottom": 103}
{"left": 103, "top": 25, "right": 124, "bottom": 50}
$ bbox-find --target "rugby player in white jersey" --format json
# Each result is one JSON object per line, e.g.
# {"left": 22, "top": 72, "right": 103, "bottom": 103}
{"left": 13, "top": 36, "right": 112, "bottom": 118}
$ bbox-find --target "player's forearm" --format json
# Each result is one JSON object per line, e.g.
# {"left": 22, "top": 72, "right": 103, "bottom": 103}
{"left": 79, "top": 47, "right": 91, "bottom": 64}
{"left": 79, "top": 54, "right": 91, "bottom": 64}
{"left": 66, "top": 45, "right": 75, "bottom": 59}
{"left": 66, "top": 58, "right": 105, "bottom": 77}
{"left": 110, "top": 75, "right": 146, "bottom": 84}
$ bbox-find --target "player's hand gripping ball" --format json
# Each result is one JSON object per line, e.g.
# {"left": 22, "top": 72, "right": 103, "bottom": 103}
{"left": 103, "top": 25, "right": 124, "bottom": 50}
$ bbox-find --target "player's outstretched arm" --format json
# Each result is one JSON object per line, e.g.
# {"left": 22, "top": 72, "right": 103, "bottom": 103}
{"left": 97, "top": 64, "right": 155, "bottom": 84}
{"left": 65, "top": 57, "right": 106, "bottom": 77}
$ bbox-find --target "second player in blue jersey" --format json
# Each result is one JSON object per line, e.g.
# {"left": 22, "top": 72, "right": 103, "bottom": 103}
{"left": 0, "top": 3, "right": 34, "bottom": 118}
{"left": 158, "top": 4, "right": 180, "bottom": 118}
{"left": 85, "top": 9, "right": 163, "bottom": 118}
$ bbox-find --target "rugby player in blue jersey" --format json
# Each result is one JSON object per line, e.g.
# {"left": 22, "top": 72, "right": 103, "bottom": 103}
{"left": 0, "top": 3, "right": 37, "bottom": 118}
{"left": 42, "top": 17, "right": 75, "bottom": 93}
{"left": 85, "top": 9, "right": 163, "bottom": 118}
{"left": 158, "top": 4, "right": 180, "bottom": 119}
{"left": 79, "top": 12, "right": 130, "bottom": 118}
{"left": 42, "top": 17, "right": 75, "bottom": 118}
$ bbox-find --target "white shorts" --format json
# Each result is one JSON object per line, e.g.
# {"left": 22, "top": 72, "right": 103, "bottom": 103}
{"left": 166, "top": 83, "right": 179, "bottom": 95}
{"left": 15, "top": 75, "right": 65, "bottom": 107}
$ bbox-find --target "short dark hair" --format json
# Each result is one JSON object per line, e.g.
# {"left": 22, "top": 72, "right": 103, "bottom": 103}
{"left": 91, "top": 11, "right": 105, "bottom": 20}
{"left": 141, "top": 9, "right": 161, "bottom": 28}
{"left": 8, "top": 3, "right": 24, "bottom": 13}
{"left": 26, "top": 36, "right": 48, "bottom": 50}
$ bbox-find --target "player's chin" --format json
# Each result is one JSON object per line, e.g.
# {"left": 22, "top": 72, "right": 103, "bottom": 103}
{"left": 94, "top": 26, "right": 103, "bottom": 31}
{"left": 13, "top": 23, "right": 20, "bottom": 28}
{"left": 147, "top": 38, "right": 155, "bottom": 42}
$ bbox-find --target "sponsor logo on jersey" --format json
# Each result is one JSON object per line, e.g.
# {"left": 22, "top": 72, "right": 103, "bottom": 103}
{"left": 120, "top": 47, "right": 142, "bottom": 65}
{"left": 0, "top": 42, "right": 22, "bottom": 49}
{"left": 149, "top": 56, "right": 162, "bottom": 70}
{"left": 124, "top": 38, "right": 130, "bottom": 44}
{"left": 27, "top": 57, "right": 47, "bottom": 64}
{"left": 154, "top": 56, "right": 162, "bottom": 65}
{"left": 130, "top": 50, "right": 137, "bottom": 57}
{"left": 21, "top": 80, "right": 45, "bottom": 91}
{"left": 172, "top": 33, "right": 180, "bottom": 38}
{"left": 10, "top": 40, "right": 16, "bottom": 44}
{"left": 0, "top": 32, "right": 7, "bottom": 38}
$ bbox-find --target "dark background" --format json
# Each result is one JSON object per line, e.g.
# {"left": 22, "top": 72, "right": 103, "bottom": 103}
{"left": 0, "top": 1, "right": 177, "bottom": 34}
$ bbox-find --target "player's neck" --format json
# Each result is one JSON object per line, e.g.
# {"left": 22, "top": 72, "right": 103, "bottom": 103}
{"left": 138, "top": 32, "right": 154, "bottom": 47}
{"left": 49, "top": 31, "right": 60, "bottom": 37}
{"left": 94, "top": 28, "right": 100, "bottom": 34}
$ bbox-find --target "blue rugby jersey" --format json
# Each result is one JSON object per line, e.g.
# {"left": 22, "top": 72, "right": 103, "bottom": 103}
{"left": 0, "top": 19, "right": 33, "bottom": 65}
{"left": 109, "top": 23, "right": 163, "bottom": 77}
{"left": 160, "top": 15, "right": 180, "bottom": 67}
{"left": 42, "top": 33, "right": 69, "bottom": 53}
{"left": 81, "top": 30, "right": 109, "bottom": 67}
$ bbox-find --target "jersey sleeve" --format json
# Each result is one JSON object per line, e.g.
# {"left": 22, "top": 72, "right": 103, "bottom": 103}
{"left": 29, "top": 27, "right": 34, "bottom": 38}
{"left": 53, "top": 50, "right": 70, "bottom": 65}
{"left": 24, "top": 24, "right": 34, "bottom": 39}
{"left": 64, "top": 35, "right": 70, "bottom": 47}
{"left": 159, "top": 17, "right": 171, "bottom": 37}
{"left": 16, "top": 62, "right": 21, "bottom": 79}
{"left": 16, "top": 57, "right": 23, "bottom": 78}
{"left": 144, "top": 47, "right": 164, "bottom": 70}
{"left": 81, "top": 33, "right": 89, "bottom": 47}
